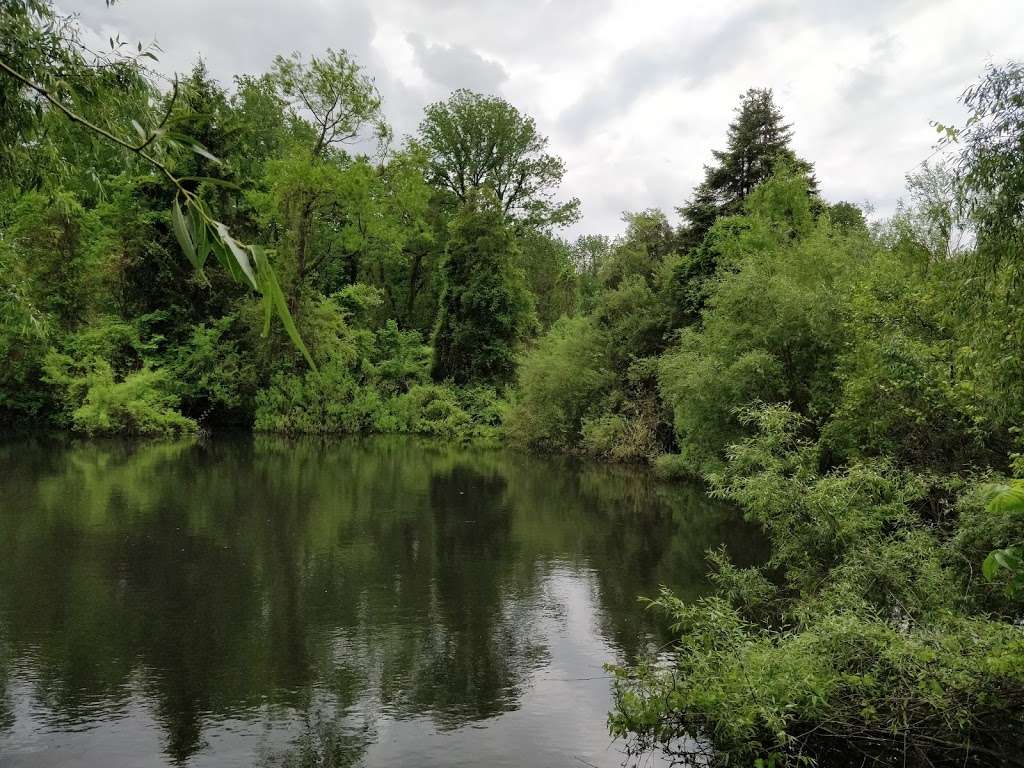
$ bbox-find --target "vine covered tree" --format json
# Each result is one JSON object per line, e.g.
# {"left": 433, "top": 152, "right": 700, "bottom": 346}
{"left": 431, "top": 193, "right": 534, "bottom": 384}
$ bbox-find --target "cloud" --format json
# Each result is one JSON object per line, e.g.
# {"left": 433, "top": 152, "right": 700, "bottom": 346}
{"left": 407, "top": 34, "right": 508, "bottom": 94}
{"left": 557, "top": 4, "right": 786, "bottom": 140}
{"left": 60, "top": 0, "right": 1024, "bottom": 237}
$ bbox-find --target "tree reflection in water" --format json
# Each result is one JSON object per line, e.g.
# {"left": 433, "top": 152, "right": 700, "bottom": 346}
{"left": 0, "top": 435, "right": 764, "bottom": 767}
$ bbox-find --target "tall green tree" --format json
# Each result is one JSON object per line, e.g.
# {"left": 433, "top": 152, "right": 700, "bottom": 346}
{"left": 431, "top": 193, "right": 534, "bottom": 384}
{"left": 417, "top": 89, "right": 579, "bottom": 229}
{"left": 677, "top": 88, "right": 817, "bottom": 250}
{"left": 262, "top": 50, "right": 388, "bottom": 310}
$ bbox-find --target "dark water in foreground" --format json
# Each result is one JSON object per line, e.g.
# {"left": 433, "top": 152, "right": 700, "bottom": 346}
{"left": 0, "top": 435, "right": 764, "bottom": 768}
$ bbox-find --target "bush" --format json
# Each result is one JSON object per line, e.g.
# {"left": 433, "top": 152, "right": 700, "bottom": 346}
{"left": 253, "top": 295, "right": 504, "bottom": 443}
{"left": 43, "top": 353, "right": 195, "bottom": 436}
{"left": 610, "top": 598, "right": 1024, "bottom": 767}
{"left": 652, "top": 453, "right": 692, "bottom": 481}
{"left": 388, "top": 383, "right": 503, "bottom": 443}
{"left": 581, "top": 409, "right": 660, "bottom": 463}
{"left": 610, "top": 403, "right": 1024, "bottom": 767}
{"left": 505, "top": 316, "right": 614, "bottom": 452}
{"left": 170, "top": 315, "right": 259, "bottom": 423}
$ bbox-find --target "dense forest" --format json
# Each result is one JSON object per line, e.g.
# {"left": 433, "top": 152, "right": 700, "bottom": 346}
{"left": 4, "top": 1, "right": 1024, "bottom": 765}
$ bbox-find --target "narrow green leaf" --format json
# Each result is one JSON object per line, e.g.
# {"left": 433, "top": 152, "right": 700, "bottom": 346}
{"left": 214, "top": 222, "right": 257, "bottom": 289}
{"left": 189, "top": 143, "right": 221, "bottom": 164}
{"left": 164, "top": 132, "right": 222, "bottom": 164}
{"left": 190, "top": 208, "right": 209, "bottom": 270}
{"left": 131, "top": 119, "right": 146, "bottom": 142}
{"left": 251, "top": 245, "right": 316, "bottom": 370}
{"left": 983, "top": 551, "right": 1000, "bottom": 581}
{"left": 210, "top": 238, "right": 244, "bottom": 283}
{"left": 170, "top": 200, "right": 197, "bottom": 268}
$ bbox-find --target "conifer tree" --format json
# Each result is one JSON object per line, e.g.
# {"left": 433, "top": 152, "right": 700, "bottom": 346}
{"left": 678, "top": 88, "right": 816, "bottom": 249}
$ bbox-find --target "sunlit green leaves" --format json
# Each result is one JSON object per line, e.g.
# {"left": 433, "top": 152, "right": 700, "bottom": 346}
{"left": 981, "top": 480, "right": 1024, "bottom": 594}
{"left": 981, "top": 480, "right": 1024, "bottom": 514}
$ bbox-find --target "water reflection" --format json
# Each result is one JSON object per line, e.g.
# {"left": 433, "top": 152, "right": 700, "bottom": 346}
{"left": 0, "top": 435, "right": 764, "bottom": 767}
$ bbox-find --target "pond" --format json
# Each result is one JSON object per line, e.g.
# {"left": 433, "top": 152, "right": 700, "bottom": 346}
{"left": 0, "top": 435, "right": 764, "bottom": 768}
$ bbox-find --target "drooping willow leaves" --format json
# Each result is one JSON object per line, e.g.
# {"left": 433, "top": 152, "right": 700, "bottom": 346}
{"left": 169, "top": 195, "right": 314, "bottom": 367}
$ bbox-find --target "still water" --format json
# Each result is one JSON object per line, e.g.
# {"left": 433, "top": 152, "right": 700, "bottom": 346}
{"left": 0, "top": 435, "right": 763, "bottom": 768}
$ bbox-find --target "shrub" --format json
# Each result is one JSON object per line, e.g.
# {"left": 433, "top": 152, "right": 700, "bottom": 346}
{"left": 505, "top": 316, "right": 614, "bottom": 452}
{"left": 43, "top": 353, "right": 195, "bottom": 436}
{"left": 170, "top": 315, "right": 259, "bottom": 423}
{"left": 652, "top": 453, "right": 691, "bottom": 481}
{"left": 610, "top": 403, "right": 1024, "bottom": 767}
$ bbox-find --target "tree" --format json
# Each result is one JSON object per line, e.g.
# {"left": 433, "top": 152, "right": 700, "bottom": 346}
{"left": 659, "top": 170, "right": 857, "bottom": 475}
{"left": 677, "top": 88, "right": 817, "bottom": 250}
{"left": 515, "top": 230, "right": 577, "bottom": 328}
{"left": 599, "top": 209, "right": 676, "bottom": 289}
{"left": 270, "top": 49, "right": 388, "bottom": 159}
{"left": 570, "top": 234, "right": 612, "bottom": 313}
{"left": 417, "top": 89, "right": 579, "bottom": 229}
{"left": 264, "top": 50, "right": 389, "bottom": 309}
{"left": 431, "top": 193, "right": 534, "bottom": 384}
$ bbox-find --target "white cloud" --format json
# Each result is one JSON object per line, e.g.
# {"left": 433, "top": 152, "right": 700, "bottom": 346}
{"left": 62, "top": 0, "right": 1024, "bottom": 236}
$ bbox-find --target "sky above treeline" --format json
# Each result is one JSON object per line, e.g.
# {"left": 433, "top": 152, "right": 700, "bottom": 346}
{"left": 64, "top": 0, "right": 1024, "bottom": 237}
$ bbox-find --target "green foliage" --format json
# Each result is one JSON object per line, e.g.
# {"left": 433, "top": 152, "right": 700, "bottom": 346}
{"left": 610, "top": 598, "right": 1024, "bottom": 767}
{"left": 975, "top": 481, "right": 1024, "bottom": 596}
{"left": 253, "top": 294, "right": 502, "bottom": 442}
{"left": 505, "top": 316, "right": 614, "bottom": 452}
{"left": 943, "top": 62, "right": 1024, "bottom": 278}
{"left": 652, "top": 452, "right": 691, "bottom": 481}
{"left": 678, "top": 88, "right": 817, "bottom": 250}
{"left": 431, "top": 195, "right": 535, "bottom": 385}
{"left": 611, "top": 403, "right": 1024, "bottom": 766}
{"left": 659, "top": 171, "right": 863, "bottom": 475}
{"left": 270, "top": 49, "right": 388, "bottom": 157}
{"left": 819, "top": 255, "right": 992, "bottom": 469}
{"left": 169, "top": 315, "right": 259, "bottom": 422}
{"left": 581, "top": 411, "right": 661, "bottom": 463}
{"left": 515, "top": 229, "right": 578, "bottom": 328}
{"left": 603, "top": 64, "right": 1024, "bottom": 761}
{"left": 0, "top": 237, "right": 50, "bottom": 419}
{"left": 417, "top": 89, "right": 579, "bottom": 228}
{"left": 43, "top": 352, "right": 195, "bottom": 436}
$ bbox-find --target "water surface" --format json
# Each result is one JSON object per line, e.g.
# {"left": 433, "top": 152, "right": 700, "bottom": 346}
{"left": 0, "top": 435, "right": 763, "bottom": 767}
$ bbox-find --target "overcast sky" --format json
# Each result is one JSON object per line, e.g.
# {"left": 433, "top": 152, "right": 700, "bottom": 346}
{"left": 65, "top": 0, "right": 1024, "bottom": 237}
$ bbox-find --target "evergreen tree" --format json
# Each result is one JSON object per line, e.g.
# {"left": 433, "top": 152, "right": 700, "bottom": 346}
{"left": 431, "top": 194, "right": 534, "bottom": 385}
{"left": 677, "top": 88, "right": 816, "bottom": 249}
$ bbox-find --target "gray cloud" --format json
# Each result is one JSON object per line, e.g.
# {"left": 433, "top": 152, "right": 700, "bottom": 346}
{"left": 70, "top": 0, "right": 378, "bottom": 80}
{"left": 407, "top": 34, "right": 508, "bottom": 94}
{"left": 558, "top": 4, "right": 785, "bottom": 140}
{"left": 61, "top": 0, "right": 1024, "bottom": 236}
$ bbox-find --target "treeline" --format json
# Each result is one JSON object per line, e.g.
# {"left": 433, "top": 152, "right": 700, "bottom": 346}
{"left": 1, "top": 2, "right": 576, "bottom": 439}
{"left": 6, "top": 1, "right": 1024, "bottom": 764}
